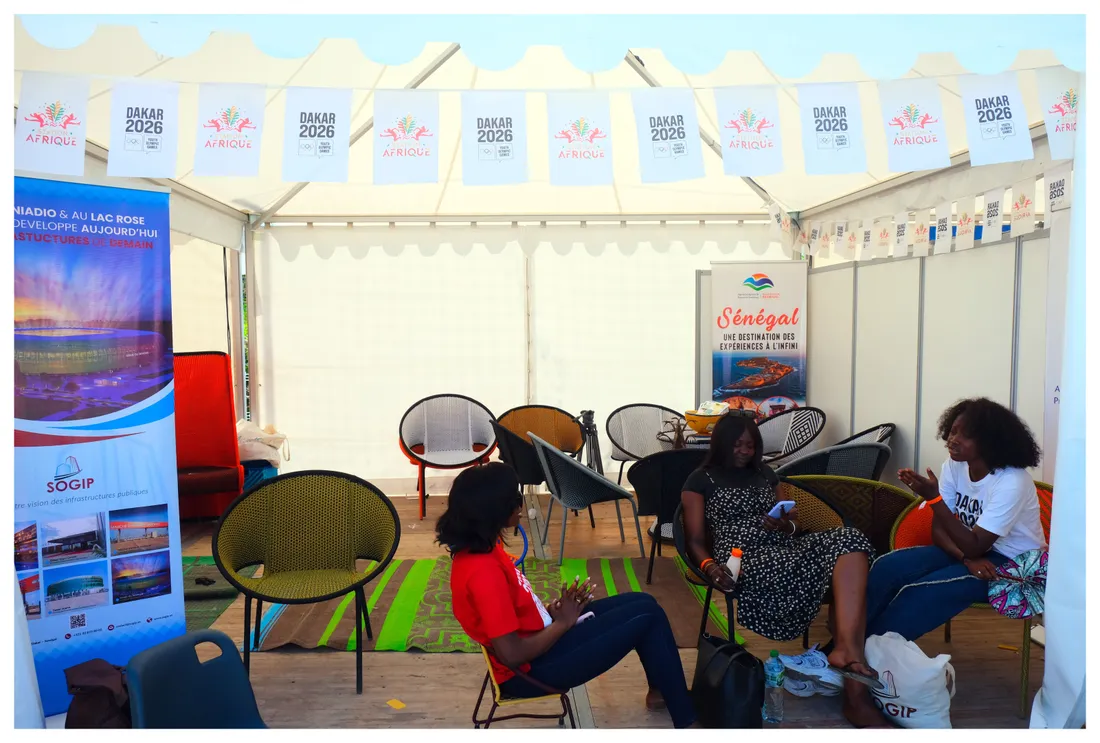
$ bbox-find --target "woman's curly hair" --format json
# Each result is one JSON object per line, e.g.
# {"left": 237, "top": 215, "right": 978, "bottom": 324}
{"left": 937, "top": 398, "right": 1041, "bottom": 471}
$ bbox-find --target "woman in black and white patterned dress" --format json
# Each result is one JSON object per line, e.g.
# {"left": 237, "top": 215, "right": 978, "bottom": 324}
{"left": 682, "top": 414, "right": 885, "bottom": 728}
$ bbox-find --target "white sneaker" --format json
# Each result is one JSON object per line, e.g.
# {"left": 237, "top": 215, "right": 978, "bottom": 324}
{"left": 778, "top": 645, "right": 844, "bottom": 691}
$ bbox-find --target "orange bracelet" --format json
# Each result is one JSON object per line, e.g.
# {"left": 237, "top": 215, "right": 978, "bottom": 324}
{"left": 920, "top": 495, "right": 944, "bottom": 509}
{"left": 700, "top": 558, "right": 716, "bottom": 571}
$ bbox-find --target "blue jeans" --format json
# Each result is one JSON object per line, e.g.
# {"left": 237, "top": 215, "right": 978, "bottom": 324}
{"left": 499, "top": 592, "right": 696, "bottom": 728}
{"left": 865, "top": 545, "right": 1008, "bottom": 641}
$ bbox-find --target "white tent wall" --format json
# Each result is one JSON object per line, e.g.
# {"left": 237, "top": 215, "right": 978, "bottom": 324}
{"left": 169, "top": 232, "right": 233, "bottom": 353}
{"left": 251, "top": 223, "right": 784, "bottom": 490}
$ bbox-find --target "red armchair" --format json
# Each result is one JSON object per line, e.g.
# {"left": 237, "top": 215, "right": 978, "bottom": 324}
{"left": 173, "top": 352, "right": 244, "bottom": 520}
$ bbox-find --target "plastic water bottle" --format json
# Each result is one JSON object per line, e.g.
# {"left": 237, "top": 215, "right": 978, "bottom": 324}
{"left": 763, "top": 649, "right": 785, "bottom": 724}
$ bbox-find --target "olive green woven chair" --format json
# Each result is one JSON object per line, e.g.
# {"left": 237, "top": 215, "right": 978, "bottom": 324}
{"left": 213, "top": 470, "right": 401, "bottom": 695}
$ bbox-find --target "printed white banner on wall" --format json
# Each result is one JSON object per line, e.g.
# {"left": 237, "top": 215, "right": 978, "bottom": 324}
{"left": 934, "top": 202, "right": 952, "bottom": 254}
{"left": 892, "top": 212, "right": 910, "bottom": 258}
{"left": 955, "top": 201, "right": 977, "bottom": 251}
{"left": 107, "top": 81, "right": 179, "bottom": 178}
{"left": 913, "top": 211, "right": 932, "bottom": 257}
{"left": 1011, "top": 180, "right": 1037, "bottom": 237}
{"left": 461, "top": 92, "right": 528, "bottom": 186}
{"left": 714, "top": 86, "right": 784, "bottom": 176}
{"left": 374, "top": 90, "right": 439, "bottom": 185}
{"left": 547, "top": 92, "right": 613, "bottom": 186}
{"left": 282, "top": 87, "right": 351, "bottom": 183}
{"left": 1036, "top": 66, "right": 1080, "bottom": 161}
{"left": 874, "top": 220, "right": 892, "bottom": 258}
{"left": 982, "top": 188, "right": 1005, "bottom": 242}
{"left": 1045, "top": 164, "right": 1073, "bottom": 213}
{"left": 194, "top": 84, "right": 266, "bottom": 177}
{"left": 797, "top": 83, "right": 866, "bottom": 175}
{"left": 957, "top": 73, "right": 1034, "bottom": 166}
{"left": 878, "top": 77, "right": 950, "bottom": 173}
{"left": 15, "top": 73, "right": 89, "bottom": 176}
{"left": 631, "top": 88, "right": 704, "bottom": 183}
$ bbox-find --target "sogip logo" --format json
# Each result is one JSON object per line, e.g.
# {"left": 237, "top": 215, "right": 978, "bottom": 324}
{"left": 47, "top": 456, "right": 94, "bottom": 493}
{"left": 742, "top": 273, "right": 775, "bottom": 292}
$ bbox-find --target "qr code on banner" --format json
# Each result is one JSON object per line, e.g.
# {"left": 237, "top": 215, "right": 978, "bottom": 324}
{"left": 70, "top": 614, "right": 86, "bottom": 630}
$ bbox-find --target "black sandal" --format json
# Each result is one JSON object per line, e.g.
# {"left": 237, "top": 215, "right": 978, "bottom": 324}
{"left": 831, "top": 662, "right": 884, "bottom": 691}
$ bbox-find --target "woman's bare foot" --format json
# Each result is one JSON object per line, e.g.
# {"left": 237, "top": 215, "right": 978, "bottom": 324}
{"left": 826, "top": 645, "right": 878, "bottom": 685}
{"left": 842, "top": 679, "right": 892, "bottom": 728}
{"left": 645, "top": 687, "right": 667, "bottom": 710}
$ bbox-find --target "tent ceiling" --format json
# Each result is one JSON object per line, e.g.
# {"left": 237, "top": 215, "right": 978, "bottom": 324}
{"left": 14, "top": 17, "right": 1071, "bottom": 220}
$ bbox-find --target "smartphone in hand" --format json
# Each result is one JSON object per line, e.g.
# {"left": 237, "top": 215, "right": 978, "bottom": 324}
{"left": 767, "top": 500, "right": 797, "bottom": 520}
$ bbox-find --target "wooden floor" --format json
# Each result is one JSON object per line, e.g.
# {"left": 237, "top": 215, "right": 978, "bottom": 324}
{"left": 182, "top": 494, "right": 1044, "bottom": 729}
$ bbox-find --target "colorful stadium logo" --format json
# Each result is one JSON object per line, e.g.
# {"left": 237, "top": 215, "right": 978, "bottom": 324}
{"left": 742, "top": 273, "right": 776, "bottom": 291}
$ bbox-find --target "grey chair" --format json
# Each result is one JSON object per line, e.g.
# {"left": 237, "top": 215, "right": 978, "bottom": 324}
{"left": 530, "top": 433, "right": 646, "bottom": 565}
{"left": 757, "top": 407, "right": 826, "bottom": 467}
{"left": 605, "top": 404, "right": 687, "bottom": 484}
{"left": 836, "top": 423, "right": 896, "bottom": 448}
{"left": 775, "top": 442, "right": 893, "bottom": 481}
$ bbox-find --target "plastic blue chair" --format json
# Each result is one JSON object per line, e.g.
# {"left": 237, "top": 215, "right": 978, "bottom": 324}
{"left": 126, "top": 629, "right": 266, "bottom": 729}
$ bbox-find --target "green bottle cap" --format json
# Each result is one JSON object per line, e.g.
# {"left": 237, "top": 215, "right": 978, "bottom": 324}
{"left": 770, "top": 650, "right": 779, "bottom": 657}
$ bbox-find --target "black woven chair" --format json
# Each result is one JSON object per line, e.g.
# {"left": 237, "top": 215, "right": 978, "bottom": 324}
{"left": 399, "top": 393, "right": 497, "bottom": 519}
{"left": 671, "top": 502, "right": 738, "bottom": 644}
{"left": 628, "top": 448, "right": 707, "bottom": 584}
{"left": 775, "top": 442, "right": 892, "bottom": 481}
{"left": 530, "top": 433, "right": 646, "bottom": 565}
{"left": 793, "top": 475, "right": 918, "bottom": 557}
{"left": 756, "top": 407, "right": 827, "bottom": 467}
{"left": 836, "top": 423, "right": 896, "bottom": 447}
{"left": 213, "top": 471, "right": 400, "bottom": 694}
{"left": 605, "top": 404, "right": 687, "bottom": 484}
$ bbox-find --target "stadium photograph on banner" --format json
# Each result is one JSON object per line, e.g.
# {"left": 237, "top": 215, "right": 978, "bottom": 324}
{"left": 110, "top": 550, "right": 173, "bottom": 605}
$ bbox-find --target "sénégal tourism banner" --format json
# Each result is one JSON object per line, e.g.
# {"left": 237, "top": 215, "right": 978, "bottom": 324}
{"left": 14, "top": 177, "right": 185, "bottom": 716}
{"left": 711, "top": 262, "right": 808, "bottom": 419}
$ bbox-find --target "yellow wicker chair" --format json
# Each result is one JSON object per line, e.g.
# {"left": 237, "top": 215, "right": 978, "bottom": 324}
{"left": 213, "top": 470, "right": 400, "bottom": 695}
{"left": 888, "top": 480, "right": 1053, "bottom": 717}
{"left": 471, "top": 646, "right": 575, "bottom": 729}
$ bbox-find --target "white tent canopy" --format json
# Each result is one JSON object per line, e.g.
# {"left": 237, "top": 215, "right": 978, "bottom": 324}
{"left": 12, "top": 17, "right": 1074, "bottom": 221}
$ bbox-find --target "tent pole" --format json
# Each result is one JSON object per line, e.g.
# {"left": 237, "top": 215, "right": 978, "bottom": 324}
{"left": 253, "top": 42, "right": 462, "bottom": 224}
{"left": 244, "top": 226, "right": 260, "bottom": 423}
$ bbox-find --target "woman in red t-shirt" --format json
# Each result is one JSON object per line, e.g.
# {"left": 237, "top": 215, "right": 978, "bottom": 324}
{"left": 438, "top": 463, "right": 696, "bottom": 728}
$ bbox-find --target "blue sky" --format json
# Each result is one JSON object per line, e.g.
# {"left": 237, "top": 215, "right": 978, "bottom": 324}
{"left": 19, "top": 15, "right": 1085, "bottom": 79}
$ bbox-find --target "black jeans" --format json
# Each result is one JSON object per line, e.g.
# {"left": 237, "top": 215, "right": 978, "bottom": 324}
{"left": 498, "top": 592, "right": 696, "bottom": 728}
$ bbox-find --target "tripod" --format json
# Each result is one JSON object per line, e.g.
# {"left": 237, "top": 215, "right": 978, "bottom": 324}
{"left": 577, "top": 410, "right": 604, "bottom": 475}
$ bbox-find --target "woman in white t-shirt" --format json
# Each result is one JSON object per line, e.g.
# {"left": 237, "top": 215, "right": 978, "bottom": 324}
{"left": 865, "top": 397, "right": 1046, "bottom": 642}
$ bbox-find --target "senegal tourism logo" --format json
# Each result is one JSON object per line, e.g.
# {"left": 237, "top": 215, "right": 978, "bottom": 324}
{"left": 23, "top": 101, "right": 82, "bottom": 147}
{"left": 1048, "top": 89, "right": 1078, "bottom": 133}
{"left": 555, "top": 117, "right": 606, "bottom": 160}
{"left": 380, "top": 114, "right": 432, "bottom": 158}
{"left": 742, "top": 273, "right": 775, "bottom": 291}
{"left": 203, "top": 106, "right": 256, "bottom": 150}
{"left": 25, "top": 101, "right": 81, "bottom": 130}
{"left": 725, "top": 108, "right": 774, "bottom": 151}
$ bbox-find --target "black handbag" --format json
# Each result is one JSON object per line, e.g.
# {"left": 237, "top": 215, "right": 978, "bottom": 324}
{"left": 691, "top": 633, "right": 765, "bottom": 728}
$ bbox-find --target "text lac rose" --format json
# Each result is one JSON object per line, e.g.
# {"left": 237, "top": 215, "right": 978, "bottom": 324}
{"left": 716, "top": 307, "right": 801, "bottom": 332}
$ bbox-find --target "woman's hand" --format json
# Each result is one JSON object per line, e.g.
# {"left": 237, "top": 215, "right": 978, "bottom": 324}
{"left": 547, "top": 580, "right": 590, "bottom": 626}
{"left": 761, "top": 505, "right": 799, "bottom": 532}
{"left": 703, "top": 561, "right": 737, "bottom": 593}
{"left": 963, "top": 557, "right": 1000, "bottom": 581}
{"left": 899, "top": 468, "right": 940, "bottom": 500}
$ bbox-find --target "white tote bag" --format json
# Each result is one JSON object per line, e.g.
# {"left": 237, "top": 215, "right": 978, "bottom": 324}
{"left": 237, "top": 420, "right": 290, "bottom": 468}
{"left": 865, "top": 632, "right": 956, "bottom": 728}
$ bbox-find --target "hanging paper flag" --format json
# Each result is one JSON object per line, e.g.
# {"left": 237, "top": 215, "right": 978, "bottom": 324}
{"left": 816, "top": 222, "right": 834, "bottom": 257}
{"left": 834, "top": 222, "right": 855, "bottom": 260}
{"left": 797, "top": 83, "right": 866, "bottom": 175}
{"left": 461, "top": 92, "right": 528, "bottom": 186}
{"left": 807, "top": 222, "right": 824, "bottom": 256}
{"left": 767, "top": 202, "right": 794, "bottom": 248}
{"left": 982, "top": 187, "right": 1005, "bottom": 242}
{"left": 15, "top": 72, "right": 89, "bottom": 176}
{"left": 1045, "top": 163, "right": 1073, "bottom": 213}
{"left": 547, "top": 92, "right": 613, "bottom": 187}
{"left": 934, "top": 202, "right": 953, "bottom": 254}
{"left": 281, "top": 87, "right": 351, "bottom": 183}
{"left": 855, "top": 222, "right": 873, "bottom": 261}
{"left": 874, "top": 220, "right": 893, "bottom": 258}
{"left": 795, "top": 222, "right": 811, "bottom": 254}
{"left": 957, "top": 73, "right": 1034, "bottom": 166}
{"left": 107, "top": 81, "right": 179, "bottom": 178}
{"left": 374, "top": 90, "right": 440, "bottom": 185}
{"left": 913, "top": 211, "right": 932, "bottom": 257}
{"left": 892, "top": 212, "right": 910, "bottom": 258}
{"left": 955, "top": 200, "right": 977, "bottom": 251}
{"left": 1036, "top": 67, "right": 1080, "bottom": 161}
{"left": 631, "top": 88, "right": 705, "bottom": 183}
{"left": 1011, "top": 180, "right": 1037, "bottom": 237}
{"left": 194, "top": 84, "right": 266, "bottom": 177}
{"left": 877, "top": 77, "right": 950, "bottom": 173}
{"left": 714, "top": 86, "right": 784, "bottom": 176}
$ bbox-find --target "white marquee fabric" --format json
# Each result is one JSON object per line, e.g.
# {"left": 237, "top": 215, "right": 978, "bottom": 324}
{"left": 13, "top": 18, "right": 1070, "bottom": 220}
